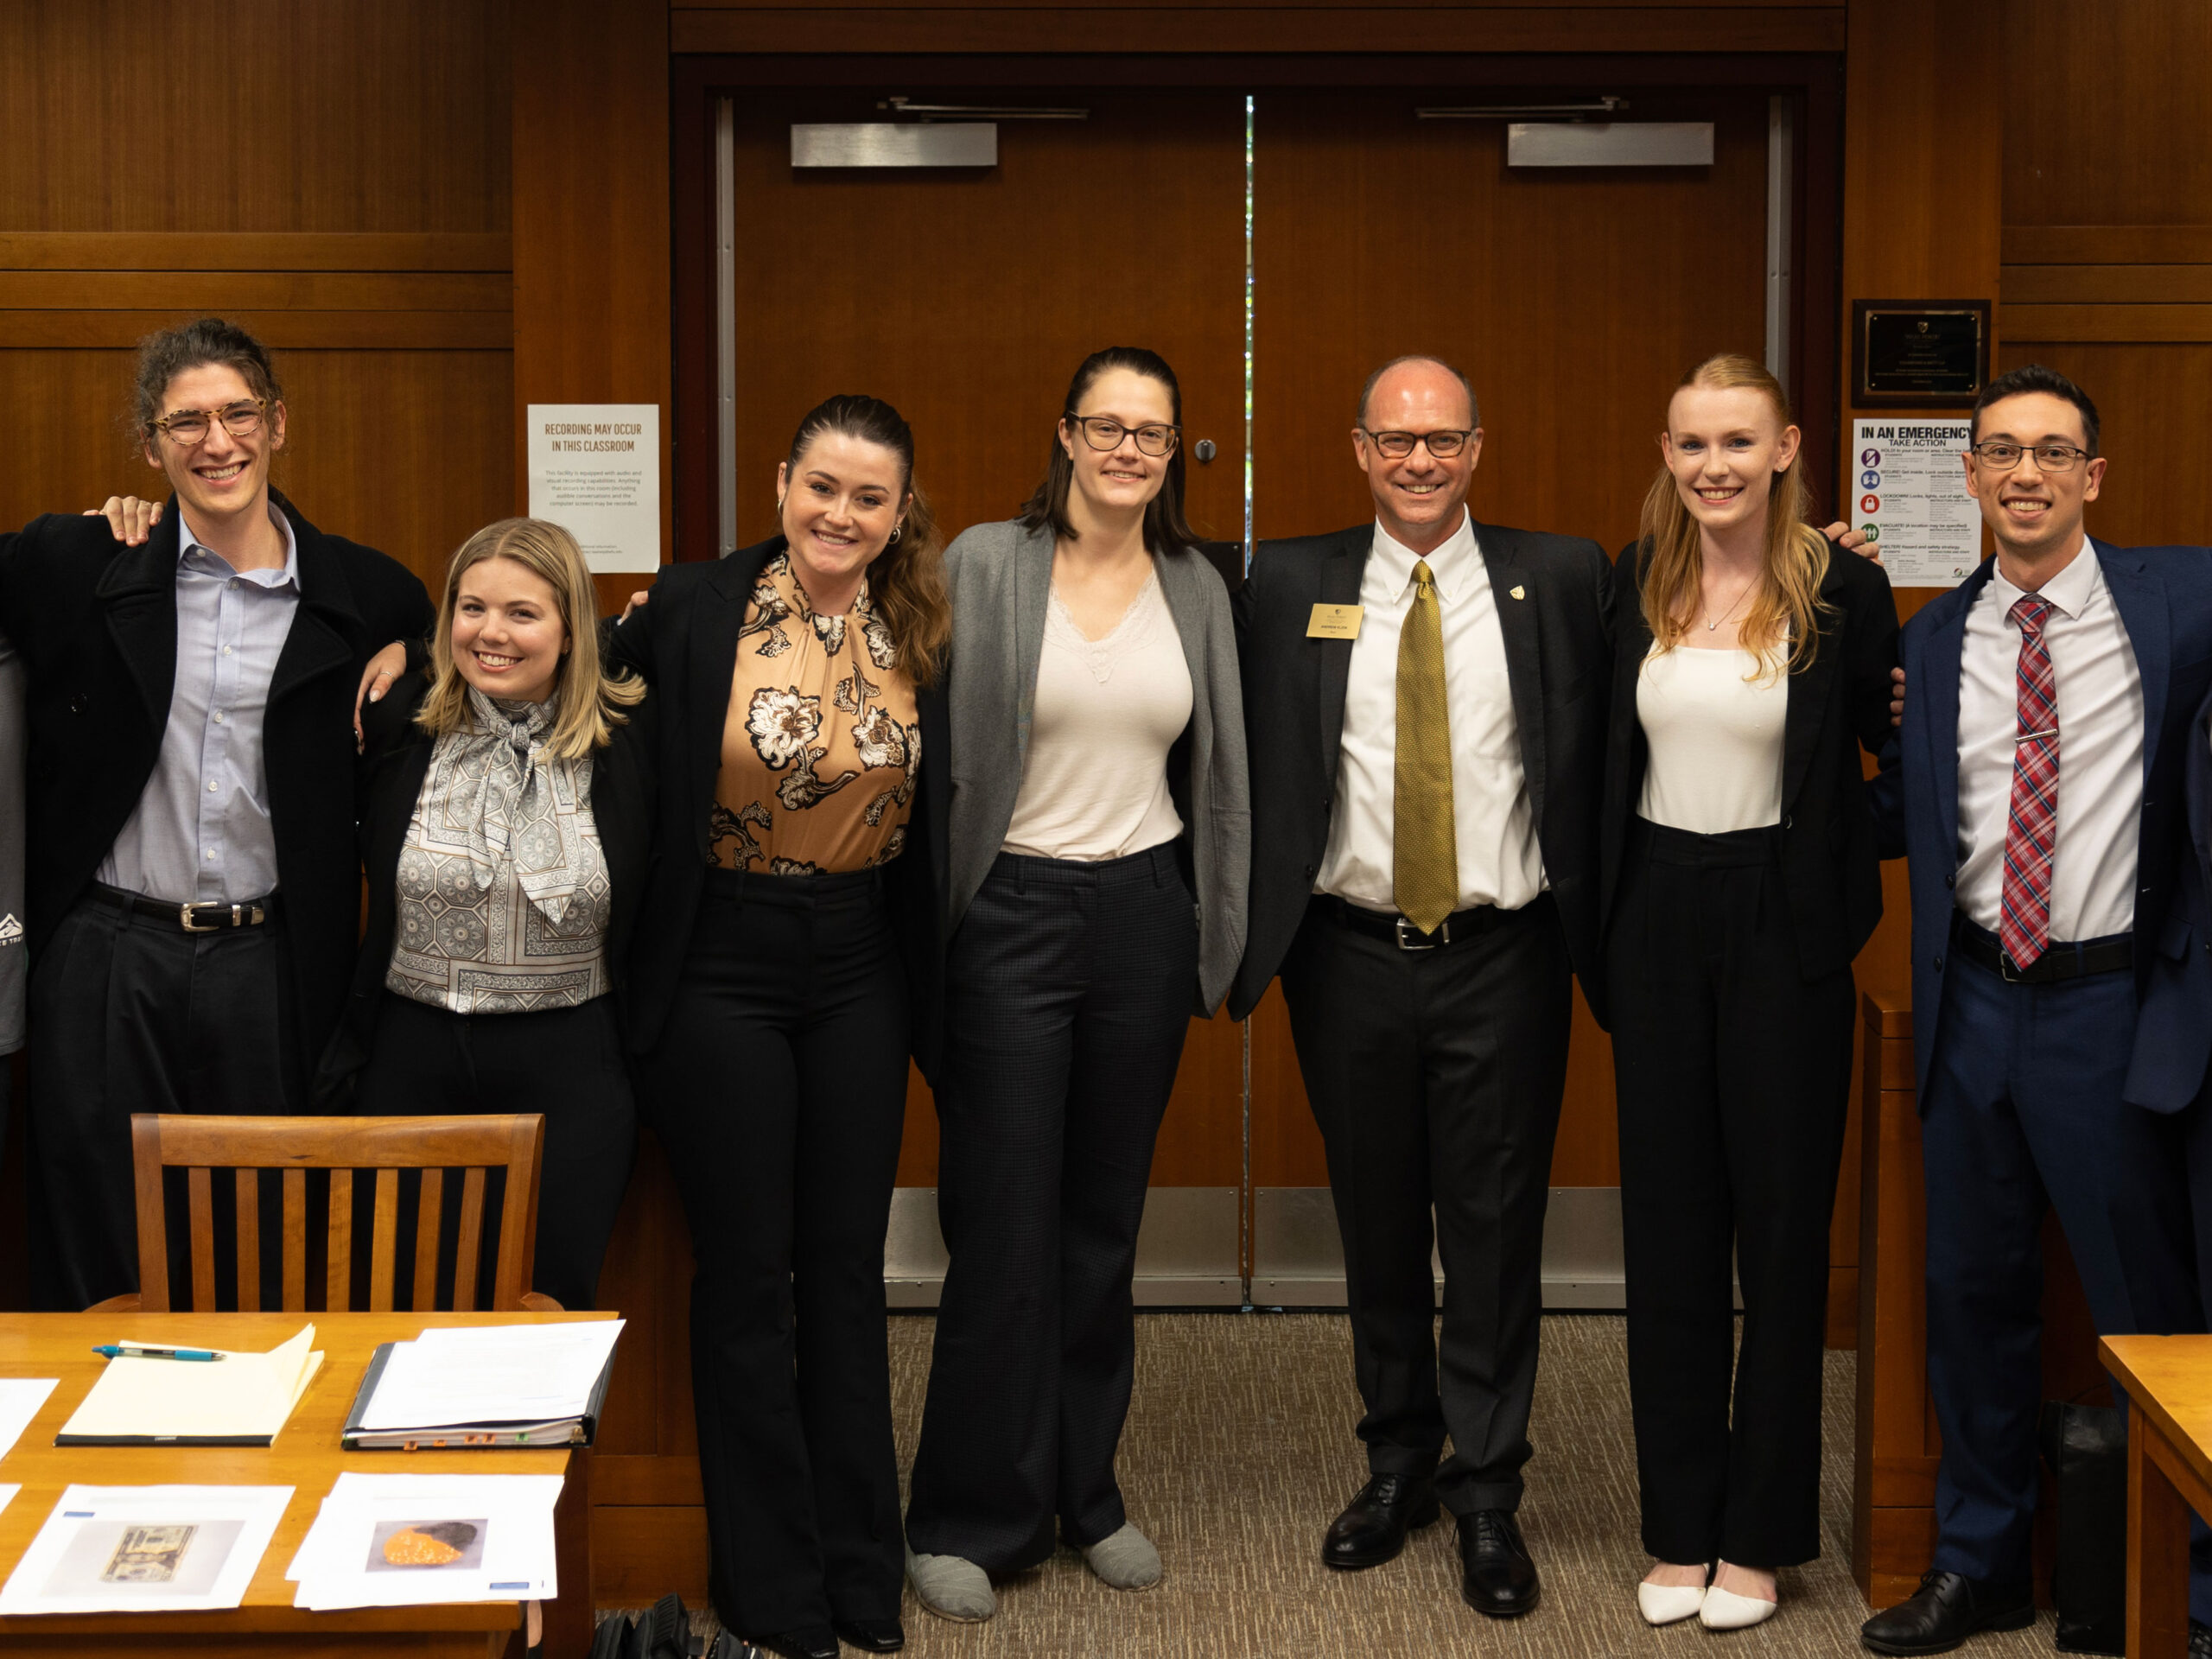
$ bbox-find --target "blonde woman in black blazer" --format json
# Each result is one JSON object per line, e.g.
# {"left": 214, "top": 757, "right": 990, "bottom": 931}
{"left": 1597, "top": 355, "right": 1898, "bottom": 1632}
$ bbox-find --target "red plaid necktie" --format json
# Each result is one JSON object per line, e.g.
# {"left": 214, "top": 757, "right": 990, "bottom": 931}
{"left": 1999, "top": 594, "right": 2059, "bottom": 968}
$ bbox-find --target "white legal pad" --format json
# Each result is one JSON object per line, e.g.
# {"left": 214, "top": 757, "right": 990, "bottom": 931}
{"left": 285, "top": 1471, "right": 563, "bottom": 1610}
{"left": 357, "top": 1322, "right": 621, "bottom": 1434}
{"left": 0, "top": 1379, "right": 58, "bottom": 1459}
{"left": 0, "top": 1484, "right": 292, "bottom": 1614}
{"left": 57, "top": 1326, "right": 323, "bottom": 1446}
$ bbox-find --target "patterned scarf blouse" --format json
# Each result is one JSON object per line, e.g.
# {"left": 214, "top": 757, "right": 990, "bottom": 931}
{"left": 385, "top": 689, "right": 612, "bottom": 1014}
{"left": 709, "top": 551, "right": 919, "bottom": 874}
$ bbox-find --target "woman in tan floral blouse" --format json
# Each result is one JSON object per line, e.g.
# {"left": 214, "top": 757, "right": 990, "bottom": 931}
{"left": 608, "top": 395, "right": 950, "bottom": 1659}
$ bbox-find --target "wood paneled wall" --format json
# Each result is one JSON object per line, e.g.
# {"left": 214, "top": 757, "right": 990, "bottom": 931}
{"left": 669, "top": 0, "right": 1846, "bottom": 56}
{"left": 0, "top": 3, "right": 516, "bottom": 593}
{"left": 1996, "top": 1, "right": 2212, "bottom": 548}
{"left": 1819, "top": 0, "right": 2004, "bottom": 1342}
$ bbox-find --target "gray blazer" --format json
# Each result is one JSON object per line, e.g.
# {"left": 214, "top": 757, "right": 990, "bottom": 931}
{"left": 944, "top": 518, "right": 1250, "bottom": 1014}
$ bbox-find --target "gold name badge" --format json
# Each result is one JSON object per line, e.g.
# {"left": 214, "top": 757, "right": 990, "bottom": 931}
{"left": 1306, "top": 603, "right": 1363, "bottom": 639}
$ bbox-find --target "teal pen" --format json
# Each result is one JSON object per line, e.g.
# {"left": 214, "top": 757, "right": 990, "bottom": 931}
{"left": 90, "top": 1344, "right": 224, "bottom": 1362}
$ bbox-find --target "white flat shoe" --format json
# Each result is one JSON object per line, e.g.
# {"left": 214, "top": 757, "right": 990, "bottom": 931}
{"left": 1637, "top": 1580, "right": 1707, "bottom": 1625}
{"left": 1700, "top": 1584, "right": 1777, "bottom": 1630}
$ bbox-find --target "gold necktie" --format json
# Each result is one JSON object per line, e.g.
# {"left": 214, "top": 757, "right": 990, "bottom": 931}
{"left": 1394, "top": 558, "right": 1457, "bottom": 934}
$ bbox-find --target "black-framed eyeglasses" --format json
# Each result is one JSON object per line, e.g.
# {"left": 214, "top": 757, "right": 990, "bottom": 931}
{"left": 1068, "top": 416, "right": 1179, "bottom": 457}
{"left": 1967, "top": 441, "right": 2091, "bottom": 474}
{"left": 151, "top": 398, "right": 268, "bottom": 447}
{"left": 1357, "top": 428, "right": 1474, "bottom": 460}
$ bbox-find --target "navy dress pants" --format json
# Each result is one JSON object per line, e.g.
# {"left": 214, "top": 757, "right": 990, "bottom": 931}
{"left": 905, "top": 842, "right": 1198, "bottom": 1573}
{"left": 1922, "top": 940, "right": 2201, "bottom": 1591}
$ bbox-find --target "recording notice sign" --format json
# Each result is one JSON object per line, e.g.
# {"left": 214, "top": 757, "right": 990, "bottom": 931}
{"left": 1850, "top": 419, "right": 1982, "bottom": 588}
{"left": 526, "top": 404, "right": 661, "bottom": 575}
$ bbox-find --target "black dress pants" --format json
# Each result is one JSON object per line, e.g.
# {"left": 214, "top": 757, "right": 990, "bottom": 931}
{"left": 905, "top": 842, "right": 1198, "bottom": 1573}
{"left": 1607, "top": 819, "right": 1854, "bottom": 1568}
{"left": 352, "top": 991, "right": 637, "bottom": 1313}
{"left": 646, "top": 867, "right": 909, "bottom": 1636}
{"left": 26, "top": 890, "right": 304, "bottom": 1312}
{"left": 1280, "top": 891, "right": 1573, "bottom": 1516}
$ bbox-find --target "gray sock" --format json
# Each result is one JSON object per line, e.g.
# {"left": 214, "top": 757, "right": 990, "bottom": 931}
{"left": 906, "top": 1548, "right": 996, "bottom": 1621}
{"left": 1082, "top": 1523, "right": 1163, "bottom": 1591}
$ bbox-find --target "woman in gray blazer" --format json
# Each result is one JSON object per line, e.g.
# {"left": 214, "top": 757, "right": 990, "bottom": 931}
{"left": 904, "top": 347, "right": 1249, "bottom": 1622}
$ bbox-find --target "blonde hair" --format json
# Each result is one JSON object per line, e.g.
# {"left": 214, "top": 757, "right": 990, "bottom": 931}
{"left": 1637, "top": 353, "right": 1830, "bottom": 677}
{"left": 416, "top": 518, "right": 644, "bottom": 760}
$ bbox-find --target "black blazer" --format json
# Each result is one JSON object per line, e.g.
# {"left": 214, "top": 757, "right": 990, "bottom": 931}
{"left": 0, "top": 491, "right": 434, "bottom": 1079}
{"left": 1597, "top": 537, "right": 1901, "bottom": 1009}
{"left": 1228, "top": 518, "right": 1615, "bottom": 1021}
{"left": 606, "top": 537, "right": 951, "bottom": 1077}
{"left": 311, "top": 669, "right": 660, "bottom": 1107}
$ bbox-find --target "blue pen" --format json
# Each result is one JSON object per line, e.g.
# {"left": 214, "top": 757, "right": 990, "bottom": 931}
{"left": 91, "top": 1344, "right": 224, "bottom": 1362}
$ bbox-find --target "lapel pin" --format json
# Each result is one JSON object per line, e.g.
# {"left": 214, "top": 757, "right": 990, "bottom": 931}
{"left": 1509, "top": 585, "right": 1526, "bottom": 601}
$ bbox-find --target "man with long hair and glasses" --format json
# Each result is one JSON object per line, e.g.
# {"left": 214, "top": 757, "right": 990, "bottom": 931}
{"left": 0, "top": 316, "right": 433, "bottom": 1311}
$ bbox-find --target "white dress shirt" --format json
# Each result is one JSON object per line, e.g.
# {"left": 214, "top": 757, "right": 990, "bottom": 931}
{"left": 1955, "top": 541, "right": 2143, "bottom": 941}
{"left": 1316, "top": 510, "right": 1546, "bottom": 914}
{"left": 97, "top": 504, "right": 300, "bottom": 905}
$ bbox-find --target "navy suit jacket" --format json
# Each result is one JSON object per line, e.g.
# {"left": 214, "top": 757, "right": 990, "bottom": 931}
{"left": 1877, "top": 539, "right": 2212, "bottom": 1102}
{"left": 2126, "top": 680, "right": 2212, "bottom": 1111}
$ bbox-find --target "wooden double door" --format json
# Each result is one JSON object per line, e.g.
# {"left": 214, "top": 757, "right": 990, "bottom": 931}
{"left": 586, "top": 65, "right": 1835, "bottom": 1598}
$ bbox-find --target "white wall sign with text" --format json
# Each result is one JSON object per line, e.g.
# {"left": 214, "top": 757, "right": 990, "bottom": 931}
{"left": 525, "top": 404, "right": 661, "bottom": 575}
{"left": 1850, "top": 418, "right": 1982, "bottom": 588}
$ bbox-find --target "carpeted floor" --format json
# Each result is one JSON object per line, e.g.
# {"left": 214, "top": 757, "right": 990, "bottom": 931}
{"left": 846, "top": 1310, "right": 2056, "bottom": 1658}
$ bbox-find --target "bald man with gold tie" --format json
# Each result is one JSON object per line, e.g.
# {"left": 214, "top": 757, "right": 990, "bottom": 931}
{"left": 1229, "top": 356, "right": 1615, "bottom": 1625}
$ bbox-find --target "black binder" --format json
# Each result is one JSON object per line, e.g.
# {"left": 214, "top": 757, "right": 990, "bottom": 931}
{"left": 340, "top": 1340, "right": 616, "bottom": 1450}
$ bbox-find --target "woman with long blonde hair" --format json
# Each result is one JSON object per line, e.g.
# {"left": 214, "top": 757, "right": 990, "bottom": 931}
{"left": 1596, "top": 354, "right": 1899, "bottom": 1630}
{"left": 315, "top": 516, "right": 656, "bottom": 1316}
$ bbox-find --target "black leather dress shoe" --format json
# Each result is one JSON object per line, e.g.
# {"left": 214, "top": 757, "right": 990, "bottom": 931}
{"left": 1859, "top": 1570, "right": 2033, "bottom": 1655}
{"left": 1456, "top": 1510, "right": 1539, "bottom": 1618}
{"left": 1322, "top": 1472, "right": 1440, "bottom": 1569}
{"left": 744, "top": 1629, "right": 840, "bottom": 1659}
{"left": 832, "top": 1617, "right": 906, "bottom": 1652}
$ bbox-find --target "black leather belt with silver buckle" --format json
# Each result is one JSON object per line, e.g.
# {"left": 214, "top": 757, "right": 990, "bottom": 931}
{"left": 91, "top": 884, "right": 279, "bottom": 933}
{"left": 1953, "top": 915, "right": 2131, "bottom": 984}
{"left": 1330, "top": 897, "right": 1509, "bottom": 951}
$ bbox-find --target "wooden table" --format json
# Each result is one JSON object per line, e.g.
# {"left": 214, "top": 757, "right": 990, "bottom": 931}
{"left": 0, "top": 1312, "right": 605, "bottom": 1657}
{"left": 2100, "top": 1334, "right": 2212, "bottom": 1658}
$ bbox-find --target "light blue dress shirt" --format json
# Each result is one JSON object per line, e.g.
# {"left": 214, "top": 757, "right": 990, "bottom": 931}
{"left": 96, "top": 505, "right": 301, "bottom": 905}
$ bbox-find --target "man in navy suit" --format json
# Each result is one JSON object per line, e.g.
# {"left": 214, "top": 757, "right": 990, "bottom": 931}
{"left": 1859, "top": 364, "right": 2212, "bottom": 1656}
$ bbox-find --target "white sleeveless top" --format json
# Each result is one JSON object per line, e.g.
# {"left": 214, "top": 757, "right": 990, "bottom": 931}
{"left": 1636, "top": 645, "right": 1788, "bottom": 835}
{"left": 1001, "top": 570, "right": 1192, "bottom": 861}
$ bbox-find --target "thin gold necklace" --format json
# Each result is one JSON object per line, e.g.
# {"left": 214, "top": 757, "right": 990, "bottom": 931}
{"left": 1702, "top": 573, "right": 1760, "bottom": 632}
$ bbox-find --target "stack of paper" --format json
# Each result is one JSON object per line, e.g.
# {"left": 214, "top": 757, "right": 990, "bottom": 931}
{"left": 286, "top": 1472, "right": 563, "bottom": 1610}
{"left": 58, "top": 1326, "right": 323, "bottom": 1446}
{"left": 347, "top": 1321, "right": 622, "bottom": 1448}
{"left": 0, "top": 1484, "right": 292, "bottom": 1614}
{"left": 0, "top": 1378, "right": 58, "bottom": 1459}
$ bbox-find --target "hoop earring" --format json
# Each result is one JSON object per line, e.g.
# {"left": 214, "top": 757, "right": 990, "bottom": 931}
{"left": 887, "top": 522, "right": 903, "bottom": 546}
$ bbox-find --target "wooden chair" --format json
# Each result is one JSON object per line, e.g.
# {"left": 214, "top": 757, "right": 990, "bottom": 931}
{"left": 88, "top": 1113, "right": 560, "bottom": 1315}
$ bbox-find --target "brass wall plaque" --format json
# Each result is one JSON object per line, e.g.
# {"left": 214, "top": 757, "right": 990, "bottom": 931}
{"left": 1853, "top": 301, "right": 1991, "bottom": 406}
